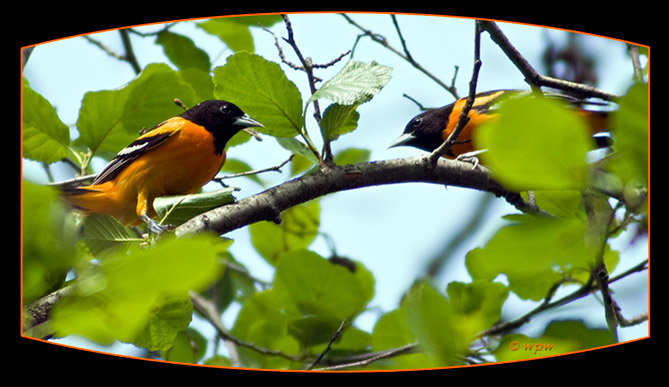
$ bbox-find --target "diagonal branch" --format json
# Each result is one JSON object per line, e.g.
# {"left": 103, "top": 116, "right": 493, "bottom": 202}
{"left": 478, "top": 20, "right": 620, "bottom": 101}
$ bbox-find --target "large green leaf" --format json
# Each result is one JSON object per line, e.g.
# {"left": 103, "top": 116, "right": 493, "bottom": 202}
{"left": 81, "top": 213, "right": 136, "bottom": 258}
{"left": 320, "top": 103, "right": 361, "bottom": 143}
{"left": 75, "top": 63, "right": 197, "bottom": 156}
{"left": 609, "top": 82, "right": 649, "bottom": 186}
{"left": 307, "top": 60, "right": 392, "bottom": 106}
{"left": 465, "top": 214, "right": 619, "bottom": 301}
{"left": 273, "top": 250, "right": 372, "bottom": 320}
{"left": 402, "top": 283, "right": 460, "bottom": 367}
{"left": 50, "top": 234, "right": 227, "bottom": 346}
{"left": 153, "top": 188, "right": 237, "bottom": 226}
{"left": 22, "top": 181, "right": 78, "bottom": 304}
{"left": 196, "top": 15, "right": 282, "bottom": 53}
{"left": 249, "top": 199, "right": 320, "bottom": 265}
{"left": 401, "top": 281, "right": 507, "bottom": 368}
{"left": 231, "top": 290, "right": 299, "bottom": 369}
{"left": 155, "top": 31, "right": 210, "bottom": 72}
{"left": 22, "top": 86, "right": 71, "bottom": 163}
{"left": 213, "top": 52, "right": 303, "bottom": 137}
{"left": 371, "top": 309, "right": 431, "bottom": 370}
{"left": 474, "top": 96, "right": 596, "bottom": 191}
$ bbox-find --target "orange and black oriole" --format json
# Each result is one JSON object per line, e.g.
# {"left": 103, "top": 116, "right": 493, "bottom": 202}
{"left": 62, "top": 100, "right": 263, "bottom": 233}
{"left": 389, "top": 89, "right": 612, "bottom": 158}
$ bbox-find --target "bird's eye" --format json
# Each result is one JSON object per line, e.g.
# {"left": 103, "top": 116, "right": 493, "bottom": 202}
{"left": 220, "top": 104, "right": 231, "bottom": 114}
{"left": 412, "top": 117, "right": 423, "bottom": 127}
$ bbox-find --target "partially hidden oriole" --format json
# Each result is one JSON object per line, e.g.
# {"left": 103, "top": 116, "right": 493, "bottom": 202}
{"left": 62, "top": 100, "right": 263, "bottom": 233}
{"left": 389, "top": 89, "right": 612, "bottom": 158}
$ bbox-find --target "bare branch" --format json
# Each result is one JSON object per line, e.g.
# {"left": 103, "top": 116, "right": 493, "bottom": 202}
{"left": 478, "top": 21, "right": 620, "bottom": 101}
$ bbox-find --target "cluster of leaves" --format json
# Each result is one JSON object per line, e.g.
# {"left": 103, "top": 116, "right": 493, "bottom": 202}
{"left": 22, "top": 15, "right": 648, "bottom": 370}
{"left": 22, "top": 15, "right": 395, "bottom": 365}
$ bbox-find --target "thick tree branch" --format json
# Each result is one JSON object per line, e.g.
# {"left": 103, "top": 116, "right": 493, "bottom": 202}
{"left": 175, "top": 156, "right": 535, "bottom": 238}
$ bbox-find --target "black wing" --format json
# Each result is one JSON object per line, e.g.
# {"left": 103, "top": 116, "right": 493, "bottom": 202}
{"left": 92, "top": 125, "right": 176, "bottom": 185}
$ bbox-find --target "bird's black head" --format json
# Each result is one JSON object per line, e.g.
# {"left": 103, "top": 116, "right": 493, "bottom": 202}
{"left": 389, "top": 106, "right": 453, "bottom": 154}
{"left": 180, "top": 100, "right": 263, "bottom": 154}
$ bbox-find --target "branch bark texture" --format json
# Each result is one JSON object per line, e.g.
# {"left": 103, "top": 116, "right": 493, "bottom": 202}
{"left": 175, "top": 156, "right": 529, "bottom": 238}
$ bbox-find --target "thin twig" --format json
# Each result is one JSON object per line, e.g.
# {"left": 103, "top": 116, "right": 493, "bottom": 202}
{"left": 302, "top": 319, "right": 348, "bottom": 370}
{"left": 429, "top": 21, "right": 483, "bottom": 164}
{"left": 314, "top": 344, "right": 418, "bottom": 371}
{"left": 274, "top": 15, "right": 324, "bottom": 163}
{"left": 47, "top": 173, "right": 97, "bottom": 187}
{"left": 479, "top": 258, "right": 648, "bottom": 337}
{"left": 390, "top": 14, "right": 415, "bottom": 63}
{"left": 341, "top": 13, "right": 459, "bottom": 99}
{"left": 626, "top": 44, "right": 644, "bottom": 83}
{"left": 189, "top": 291, "right": 304, "bottom": 363}
{"left": 212, "top": 155, "right": 294, "bottom": 182}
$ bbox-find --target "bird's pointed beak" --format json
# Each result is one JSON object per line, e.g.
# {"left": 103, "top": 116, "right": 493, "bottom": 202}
{"left": 388, "top": 132, "right": 417, "bottom": 149}
{"left": 234, "top": 114, "right": 264, "bottom": 129}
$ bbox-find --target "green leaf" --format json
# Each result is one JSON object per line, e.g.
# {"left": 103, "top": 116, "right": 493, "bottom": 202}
{"left": 287, "top": 314, "right": 345, "bottom": 348}
{"left": 197, "top": 15, "right": 282, "bottom": 53}
{"left": 474, "top": 96, "right": 595, "bottom": 191}
{"left": 231, "top": 290, "right": 300, "bottom": 369}
{"left": 494, "top": 320, "right": 616, "bottom": 362}
{"left": 22, "top": 86, "right": 71, "bottom": 163}
{"left": 446, "top": 280, "right": 509, "bottom": 336}
{"left": 213, "top": 52, "right": 303, "bottom": 137}
{"left": 402, "top": 283, "right": 461, "bottom": 367}
{"left": 528, "top": 190, "right": 586, "bottom": 219}
{"left": 163, "top": 328, "right": 208, "bottom": 364}
{"left": 274, "top": 250, "right": 372, "bottom": 320}
{"left": 307, "top": 60, "right": 392, "bottom": 106}
{"left": 371, "top": 309, "right": 430, "bottom": 369}
{"left": 609, "top": 82, "right": 648, "bottom": 186}
{"left": 333, "top": 147, "right": 371, "bottom": 166}
{"left": 153, "top": 188, "right": 236, "bottom": 226}
{"left": 465, "top": 214, "right": 619, "bottom": 301}
{"left": 50, "top": 234, "right": 226, "bottom": 346}
{"left": 249, "top": 200, "right": 320, "bottom": 265}
{"left": 275, "top": 137, "right": 319, "bottom": 164}
{"left": 22, "top": 181, "right": 78, "bottom": 304}
{"left": 81, "top": 213, "right": 136, "bottom": 257}
{"left": 203, "top": 355, "right": 232, "bottom": 367}
{"left": 178, "top": 68, "right": 215, "bottom": 102}
{"left": 75, "top": 63, "right": 197, "bottom": 156}
{"left": 320, "top": 103, "right": 361, "bottom": 143}
{"left": 155, "top": 31, "right": 210, "bottom": 72}
{"left": 209, "top": 254, "right": 257, "bottom": 312}
{"left": 134, "top": 297, "right": 194, "bottom": 352}
{"left": 198, "top": 18, "right": 254, "bottom": 53}
{"left": 400, "top": 281, "right": 507, "bottom": 368}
